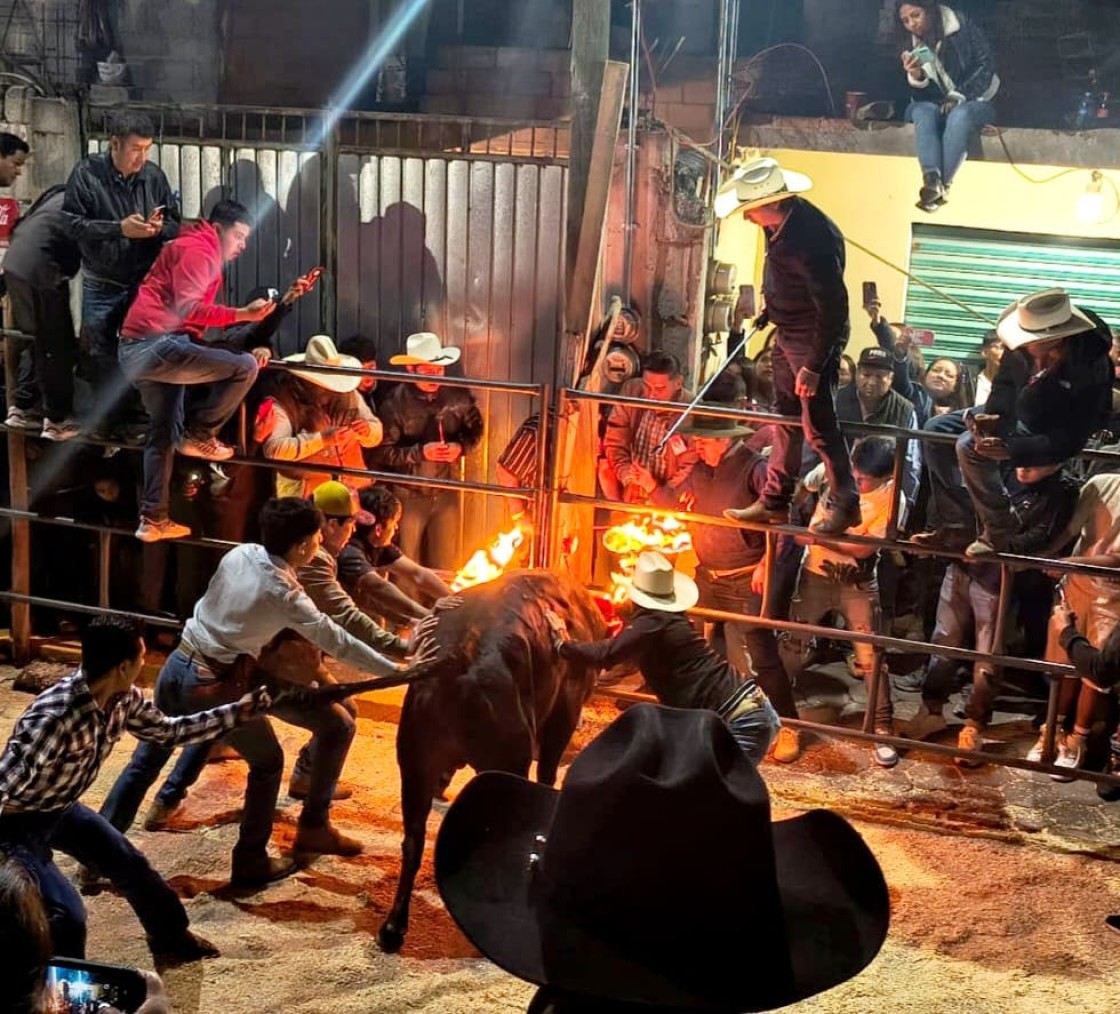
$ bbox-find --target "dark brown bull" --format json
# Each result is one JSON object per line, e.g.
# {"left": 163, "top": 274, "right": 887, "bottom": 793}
{"left": 377, "top": 569, "right": 607, "bottom": 952}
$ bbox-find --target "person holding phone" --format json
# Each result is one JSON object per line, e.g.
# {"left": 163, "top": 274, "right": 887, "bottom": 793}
{"left": 897, "top": 1, "right": 999, "bottom": 211}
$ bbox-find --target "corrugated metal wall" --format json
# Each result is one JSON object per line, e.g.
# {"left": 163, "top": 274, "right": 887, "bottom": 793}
{"left": 336, "top": 153, "right": 567, "bottom": 542}
{"left": 87, "top": 140, "right": 324, "bottom": 353}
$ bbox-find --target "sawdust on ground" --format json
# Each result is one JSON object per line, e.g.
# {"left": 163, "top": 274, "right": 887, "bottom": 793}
{"left": 2, "top": 685, "right": 1119, "bottom": 1014}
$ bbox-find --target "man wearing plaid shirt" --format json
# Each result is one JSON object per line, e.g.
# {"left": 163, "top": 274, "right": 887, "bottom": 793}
{"left": 0, "top": 615, "right": 269, "bottom": 962}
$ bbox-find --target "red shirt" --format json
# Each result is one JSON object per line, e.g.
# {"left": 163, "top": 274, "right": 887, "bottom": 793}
{"left": 121, "top": 221, "right": 237, "bottom": 339}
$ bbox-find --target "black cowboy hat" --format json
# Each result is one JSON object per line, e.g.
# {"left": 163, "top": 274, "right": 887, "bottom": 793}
{"left": 435, "top": 704, "right": 889, "bottom": 1012}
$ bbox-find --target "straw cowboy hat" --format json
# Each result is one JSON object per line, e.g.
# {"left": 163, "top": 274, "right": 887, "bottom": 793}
{"left": 283, "top": 335, "right": 363, "bottom": 393}
{"left": 714, "top": 157, "right": 813, "bottom": 220}
{"left": 389, "top": 331, "right": 462, "bottom": 367}
{"left": 435, "top": 703, "right": 890, "bottom": 1012}
{"left": 996, "top": 288, "right": 1096, "bottom": 351}
{"left": 679, "top": 400, "right": 753, "bottom": 440}
{"left": 624, "top": 551, "right": 699, "bottom": 613}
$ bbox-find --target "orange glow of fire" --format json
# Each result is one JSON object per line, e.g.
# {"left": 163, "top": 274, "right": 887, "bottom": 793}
{"left": 602, "top": 514, "right": 693, "bottom": 604}
{"left": 450, "top": 523, "right": 526, "bottom": 592}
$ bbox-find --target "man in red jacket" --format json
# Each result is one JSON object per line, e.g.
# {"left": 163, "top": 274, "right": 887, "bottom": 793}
{"left": 118, "top": 199, "right": 275, "bottom": 543}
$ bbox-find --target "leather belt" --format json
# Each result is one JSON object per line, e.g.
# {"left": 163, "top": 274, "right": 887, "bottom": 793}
{"left": 700, "top": 563, "right": 759, "bottom": 581}
{"left": 177, "top": 634, "right": 238, "bottom": 677}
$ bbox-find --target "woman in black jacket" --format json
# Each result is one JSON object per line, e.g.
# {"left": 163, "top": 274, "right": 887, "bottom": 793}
{"left": 898, "top": 1, "right": 999, "bottom": 211}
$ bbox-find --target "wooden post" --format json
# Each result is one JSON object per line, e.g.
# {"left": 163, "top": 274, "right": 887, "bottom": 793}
{"left": 4, "top": 318, "right": 31, "bottom": 663}
{"left": 552, "top": 53, "right": 629, "bottom": 581}
{"left": 567, "top": 0, "right": 611, "bottom": 287}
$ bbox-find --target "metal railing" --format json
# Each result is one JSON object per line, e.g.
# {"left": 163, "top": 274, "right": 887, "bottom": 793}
{"left": 552, "top": 385, "right": 1120, "bottom": 787}
{"left": 4, "top": 325, "right": 1120, "bottom": 788}
{"left": 1, "top": 329, "right": 549, "bottom": 648}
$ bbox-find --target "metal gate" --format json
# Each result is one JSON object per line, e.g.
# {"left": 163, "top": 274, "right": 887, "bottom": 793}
{"left": 86, "top": 104, "right": 569, "bottom": 551}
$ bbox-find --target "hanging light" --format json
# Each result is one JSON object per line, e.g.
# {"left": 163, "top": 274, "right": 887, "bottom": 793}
{"left": 1077, "top": 170, "right": 1105, "bottom": 223}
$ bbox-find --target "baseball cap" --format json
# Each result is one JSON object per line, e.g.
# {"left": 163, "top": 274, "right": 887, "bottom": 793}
{"left": 857, "top": 347, "right": 894, "bottom": 371}
{"left": 311, "top": 480, "right": 374, "bottom": 523}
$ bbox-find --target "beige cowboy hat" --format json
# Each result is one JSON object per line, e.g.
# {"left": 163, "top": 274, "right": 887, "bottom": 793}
{"left": 283, "top": 335, "right": 363, "bottom": 393}
{"left": 996, "top": 288, "right": 1095, "bottom": 351}
{"left": 714, "top": 157, "right": 813, "bottom": 220}
{"left": 626, "top": 551, "right": 699, "bottom": 613}
{"left": 389, "top": 331, "right": 462, "bottom": 367}
{"left": 680, "top": 400, "right": 754, "bottom": 439}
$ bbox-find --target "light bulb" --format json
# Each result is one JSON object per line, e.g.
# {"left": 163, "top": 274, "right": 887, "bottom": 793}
{"left": 1078, "top": 170, "right": 1105, "bottom": 223}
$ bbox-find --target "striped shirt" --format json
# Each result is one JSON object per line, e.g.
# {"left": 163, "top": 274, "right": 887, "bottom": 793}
{"left": 0, "top": 671, "right": 239, "bottom": 815}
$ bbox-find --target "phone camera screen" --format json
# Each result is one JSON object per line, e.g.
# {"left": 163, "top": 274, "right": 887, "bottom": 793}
{"left": 46, "top": 965, "right": 131, "bottom": 1011}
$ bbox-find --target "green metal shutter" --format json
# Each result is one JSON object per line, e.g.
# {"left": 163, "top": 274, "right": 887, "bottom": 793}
{"left": 903, "top": 224, "right": 1120, "bottom": 363}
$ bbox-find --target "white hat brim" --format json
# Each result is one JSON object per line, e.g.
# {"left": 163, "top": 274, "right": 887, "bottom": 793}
{"left": 283, "top": 351, "right": 365, "bottom": 393}
{"left": 628, "top": 570, "right": 700, "bottom": 613}
{"left": 715, "top": 168, "right": 813, "bottom": 220}
{"left": 996, "top": 301, "right": 1096, "bottom": 351}
{"left": 389, "top": 347, "right": 462, "bottom": 367}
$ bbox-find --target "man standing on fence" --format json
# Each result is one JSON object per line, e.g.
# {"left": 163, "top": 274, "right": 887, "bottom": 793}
{"left": 63, "top": 110, "right": 180, "bottom": 443}
{"left": 117, "top": 198, "right": 273, "bottom": 544}
{"left": 718, "top": 158, "right": 860, "bottom": 537}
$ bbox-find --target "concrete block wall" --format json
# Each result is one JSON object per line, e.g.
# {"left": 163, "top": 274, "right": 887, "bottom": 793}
{"left": 421, "top": 46, "right": 570, "bottom": 120}
{"left": 0, "top": 89, "right": 82, "bottom": 198}
{"left": 116, "top": 0, "right": 222, "bottom": 104}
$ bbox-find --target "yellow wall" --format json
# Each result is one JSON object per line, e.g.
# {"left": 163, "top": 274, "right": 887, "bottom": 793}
{"left": 714, "top": 148, "right": 1120, "bottom": 359}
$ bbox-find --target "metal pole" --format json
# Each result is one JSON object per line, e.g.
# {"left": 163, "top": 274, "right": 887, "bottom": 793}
{"left": 533, "top": 385, "right": 553, "bottom": 568}
{"left": 3, "top": 326, "right": 30, "bottom": 663}
{"left": 622, "top": 0, "right": 641, "bottom": 305}
{"left": 884, "top": 435, "right": 908, "bottom": 541}
{"left": 319, "top": 114, "right": 340, "bottom": 341}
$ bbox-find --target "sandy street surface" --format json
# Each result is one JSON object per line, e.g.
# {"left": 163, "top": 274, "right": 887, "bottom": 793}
{"left": 2, "top": 679, "right": 1120, "bottom": 1014}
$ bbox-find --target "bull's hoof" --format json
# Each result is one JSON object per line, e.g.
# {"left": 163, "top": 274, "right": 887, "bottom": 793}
{"left": 377, "top": 922, "right": 406, "bottom": 953}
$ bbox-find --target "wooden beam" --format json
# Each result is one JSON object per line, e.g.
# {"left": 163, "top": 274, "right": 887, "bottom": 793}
{"left": 3, "top": 319, "right": 31, "bottom": 664}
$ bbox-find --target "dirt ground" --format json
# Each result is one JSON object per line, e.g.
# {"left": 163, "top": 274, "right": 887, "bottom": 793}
{"left": 3, "top": 683, "right": 1120, "bottom": 1014}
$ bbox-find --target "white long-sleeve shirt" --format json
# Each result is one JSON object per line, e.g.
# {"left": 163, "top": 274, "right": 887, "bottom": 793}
{"left": 182, "top": 543, "right": 398, "bottom": 675}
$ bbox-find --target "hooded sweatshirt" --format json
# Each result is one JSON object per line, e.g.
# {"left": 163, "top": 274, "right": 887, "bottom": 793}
{"left": 120, "top": 221, "right": 238, "bottom": 340}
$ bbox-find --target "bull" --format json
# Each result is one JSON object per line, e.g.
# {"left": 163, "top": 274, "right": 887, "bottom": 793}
{"left": 376, "top": 569, "right": 607, "bottom": 952}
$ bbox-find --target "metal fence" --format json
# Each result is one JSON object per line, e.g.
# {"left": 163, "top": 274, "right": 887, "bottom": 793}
{"left": 84, "top": 102, "right": 569, "bottom": 552}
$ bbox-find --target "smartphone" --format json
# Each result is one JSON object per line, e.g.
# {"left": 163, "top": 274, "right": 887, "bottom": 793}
{"left": 862, "top": 281, "right": 879, "bottom": 309}
{"left": 910, "top": 327, "right": 936, "bottom": 347}
{"left": 149, "top": 205, "right": 165, "bottom": 216}
{"left": 910, "top": 44, "right": 934, "bottom": 63}
{"left": 45, "top": 957, "right": 147, "bottom": 1013}
{"left": 1106, "top": 914, "right": 1120, "bottom": 935}
{"left": 306, "top": 266, "right": 324, "bottom": 283}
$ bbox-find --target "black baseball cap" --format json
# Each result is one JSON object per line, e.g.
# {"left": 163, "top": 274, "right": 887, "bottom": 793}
{"left": 857, "top": 347, "right": 893, "bottom": 371}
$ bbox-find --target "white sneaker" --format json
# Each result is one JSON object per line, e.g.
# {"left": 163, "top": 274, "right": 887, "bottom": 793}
{"left": 1051, "top": 732, "right": 1085, "bottom": 783}
{"left": 177, "top": 434, "right": 234, "bottom": 461}
{"left": 41, "top": 418, "right": 81, "bottom": 442}
{"left": 5, "top": 406, "right": 42, "bottom": 430}
{"left": 1027, "top": 725, "right": 1060, "bottom": 764}
{"left": 871, "top": 727, "right": 899, "bottom": 768}
{"left": 135, "top": 517, "right": 192, "bottom": 543}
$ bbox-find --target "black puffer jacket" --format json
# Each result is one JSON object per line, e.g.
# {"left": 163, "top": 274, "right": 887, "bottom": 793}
{"left": 906, "top": 5, "right": 998, "bottom": 103}
{"left": 368, "top": 382, "right": 484, "bottom": 495}
{"left": 985, "top": 310, "right": 1112, "bottom": 467}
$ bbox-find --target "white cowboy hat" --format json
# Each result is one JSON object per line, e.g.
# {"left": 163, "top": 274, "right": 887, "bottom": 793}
{"left": 389, "top": 331, "right": 462, "bottom": 367}
{"left": 283, "top": 334, "right": 364, "bottom": 393}
{"left": 996, "top": 288, "right": 1096, "bottom": 351}
{"left": 714, "top": 157, "right": 813, "bottom": 220}
{"left": 626, "top": 551, "right": 699, "bottom": 613}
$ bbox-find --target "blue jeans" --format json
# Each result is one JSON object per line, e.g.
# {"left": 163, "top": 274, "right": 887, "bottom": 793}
{"left": 696, "top": 569, "right": 799, "bottom": 719}
{"left": 726, "top": 697, "right": 781, "bottom": 767}
{"left": 100, "top": 649, "right": 283, "bottom": 867}
{"left": 765, "top": 335, "right": 856, "bottom": 511}
{"left": 923, "top": 409, "right": 973, "bottom": 530}
{"left": 81, "top": 276, "right": 139, "bottom": 431}
{"left": 0, "top": 804, "right": 190, "bottom": 957}
{"left": 922, "top": 563, "right": 1000, "bottom": 722}
{"left": 118, "top": 334, "right": 258, "bottom": 520}
{"left": 906, "top": 99, "right": 995, "bottom": 186}
{"left": 162, "top": 685, "right": 357, "bottom": 830}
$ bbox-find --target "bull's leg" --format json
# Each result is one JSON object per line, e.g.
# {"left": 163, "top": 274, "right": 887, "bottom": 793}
{"left": 378, "top": 712, "right": 445, "bottom": 953}
{"left": 535, "top": 672, "right": 589, "bottom": 787}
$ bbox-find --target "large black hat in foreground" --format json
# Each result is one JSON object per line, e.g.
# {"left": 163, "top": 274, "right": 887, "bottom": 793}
{"left": 436, "top": 704, "right": 890, "bottom": 1011}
